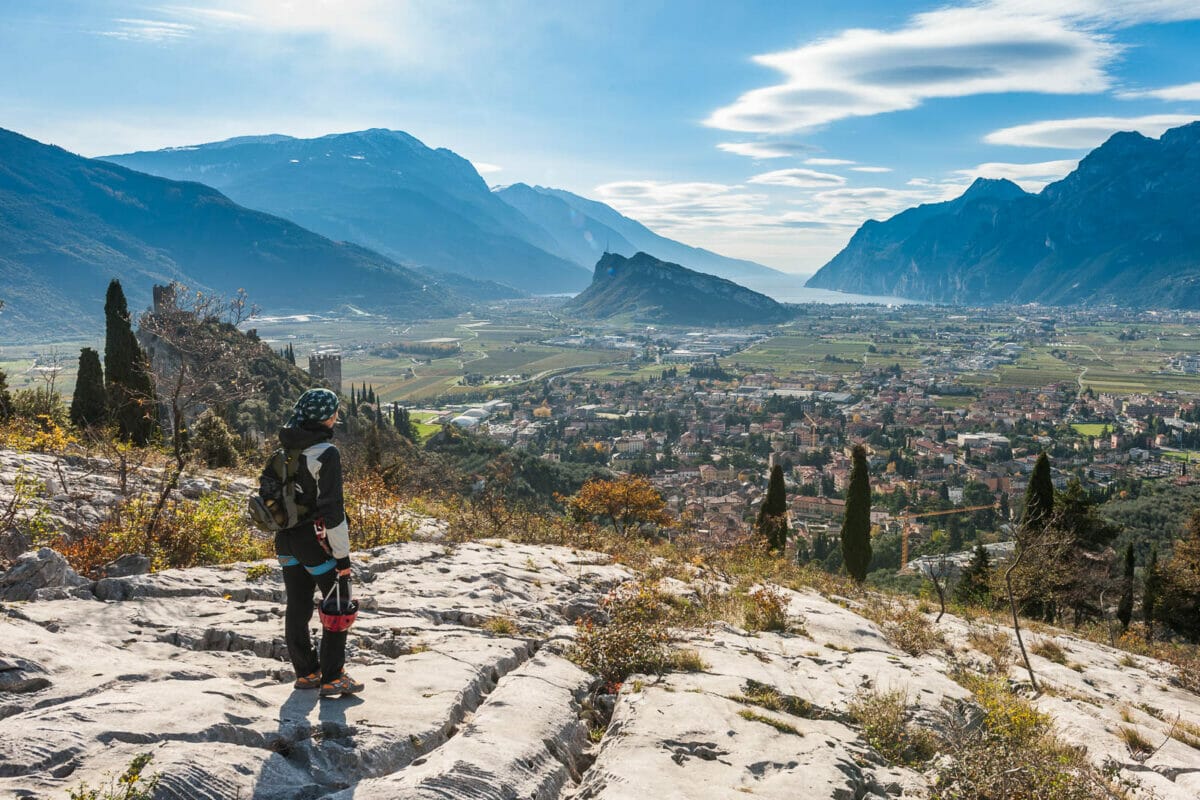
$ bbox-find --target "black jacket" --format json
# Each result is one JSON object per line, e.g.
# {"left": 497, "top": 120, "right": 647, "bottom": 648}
{"left": 279, "top": 421, "right": 350, "bottom": 566}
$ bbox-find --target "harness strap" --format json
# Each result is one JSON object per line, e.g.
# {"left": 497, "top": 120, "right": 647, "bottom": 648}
{"left": 277, "top": 555, "right": 300, "bottom": 568}
{"left": 306, "top": 558, "right": 337, "bottom": 576}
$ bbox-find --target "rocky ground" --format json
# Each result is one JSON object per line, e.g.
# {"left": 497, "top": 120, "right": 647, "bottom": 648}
{"left": 1, "top": 449, "right": 1199, "bottom": 799}
{"left": 1, "top": 527, "right": 1199, "bottom": 799}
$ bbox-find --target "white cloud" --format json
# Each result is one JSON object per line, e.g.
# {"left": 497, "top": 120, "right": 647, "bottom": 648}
{"left": 1117, "top": 81, "right": 1200, "bottom": 101}
{"left": 804, "top": 157, "right": 856, "bottom": 166}
{"left": 472, "top": 161, "right": 503, "bottom": 174}
{"left": 592, "top": 180, "right": 773, "bottom": 232}
{"left": 804, "top": 184, "right": 967, "bottom": 225}
{"left": 992, "top": 0, "right": 1200, "bottom": 27}
{"left": 850, "top": 166, "right": 892, "bottom": 173}
{"left": 747, "top": 168, "right": 846, "bottom": 188}
{"left": 717, "top": 141, "right": 812, "bottom": 159}
{"left": 97, "top": 18, "right": 195, "bottom": 41}
{"left": 706, "top": 3, "right": 1120, "bottom": 135}
{"left": 953, "top": 159, "right": 1078, "bottom": 190}
{"left": 984, "top": 114, "right": 1199, "bottom": 148}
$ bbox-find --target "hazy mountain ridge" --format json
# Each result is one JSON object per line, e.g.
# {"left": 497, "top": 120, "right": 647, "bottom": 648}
{"left": 806, "top": 121, "right": 1200, "bottom": 306}
{"left": 105, "top": 129, "right": 592, "bottom": 294}
{"left": 0, "top": 128, "right": 462, "bottom": 340}
{"left": 565, "top": 251, "right": 790, "bottom": 326}
{"left": 496, "top": 183, "right": 785, "bottom": 287}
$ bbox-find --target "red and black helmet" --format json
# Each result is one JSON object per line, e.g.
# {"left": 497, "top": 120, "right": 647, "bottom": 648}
{"left": 318, "top": 583, "right": 359, "bottom": 632}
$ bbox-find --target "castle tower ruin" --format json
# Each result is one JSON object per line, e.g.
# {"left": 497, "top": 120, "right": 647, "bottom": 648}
{"left": 308, "top": 353, "right": 343, "bottom": 394}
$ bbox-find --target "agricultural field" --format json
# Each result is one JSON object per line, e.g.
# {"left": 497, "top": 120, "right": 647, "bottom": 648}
{"left": 255, "top": 310, "right": 629, "bottom": 403}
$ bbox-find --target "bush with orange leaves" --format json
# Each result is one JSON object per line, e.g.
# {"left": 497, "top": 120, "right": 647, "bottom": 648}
{"left": 566, "top": 475, "right": 673, "bottom": 539}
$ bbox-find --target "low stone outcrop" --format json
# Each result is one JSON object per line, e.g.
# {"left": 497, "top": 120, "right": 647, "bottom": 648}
{"left": 0, "top": 547, "right": 91, "bottom": 601}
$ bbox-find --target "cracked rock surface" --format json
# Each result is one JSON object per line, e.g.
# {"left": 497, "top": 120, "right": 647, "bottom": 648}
{"left": 0, "top": 538, "right": 625, "bottom": 799}
{"left": 3, "top": 533, "right": 1200, "bottom": 799}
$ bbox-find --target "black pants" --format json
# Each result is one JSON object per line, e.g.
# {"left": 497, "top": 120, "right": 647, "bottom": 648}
{"left": 276, "top": 528, "right": 348, "bottom": 682}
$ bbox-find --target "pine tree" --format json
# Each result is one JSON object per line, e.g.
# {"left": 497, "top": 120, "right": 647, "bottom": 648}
{"left": 1158, "top": 511, "right": 1200, "bottom": 641}
{"left": 69, "top": 347, "right": 107, "bottom": 429}
{"left": 1116, "top": 541, "right": 1135, "bottom": 633}
{"left": 954, "top": 544, "right": 992, "bottom": 605}
{"left": 286, "top": 343, "right": 296, "bottom": 365}
{"left": 1023, "top": 452, "right": 1054, "bottom": 532}
{"left": 756, "top": 464, "right": 788, "bottom": 554}
{"left": 841, "top": 444, "right": 872, "bottom": 582}
{"left": 104, "top": 279, "right": 156, "bottom": 445}
{"left": 1143, "top": 545, "right": 1160, "bottom": 638}
{"left": 191, "top": 409, "right": 239, "bottom": 469}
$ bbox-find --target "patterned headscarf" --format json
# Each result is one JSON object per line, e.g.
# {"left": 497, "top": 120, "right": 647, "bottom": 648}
{"left": 288, "top": 388, "right": 340, "bottom": 427}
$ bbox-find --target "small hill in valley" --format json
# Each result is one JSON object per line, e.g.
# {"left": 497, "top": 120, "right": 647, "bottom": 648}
{"left": 564, "top": 252, "right": 790, "bottom": 326}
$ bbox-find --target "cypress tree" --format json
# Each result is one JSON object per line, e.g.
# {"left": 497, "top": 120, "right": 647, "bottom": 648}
{"left": 756, "top": 464, "right": 788, "bottom": 554}
{"left": 1022, "top": 452, "right": 1054, "bottom": 532}
{"left": 841, "top": 444, "right": 873, "bottom": 582}
{"left": 286, "top": 343, "right": 296, "bottom": 365}
{"left": 104, "top": 280, "right": 156, "bottom": 444}
{"left": 69, "top": 347, "right": 107, "bottom": 429}
{"left": 812, "top": 530, "right": 829, "bottom": 562}
{"left": 0, "top": 365, "right": 11, "bottom": 421}
{"left": 1143, "top": 545, "right": 1160, "bottom": 639}
{"left": 1116, "top": 542, "right": 1135, "bottom": 632}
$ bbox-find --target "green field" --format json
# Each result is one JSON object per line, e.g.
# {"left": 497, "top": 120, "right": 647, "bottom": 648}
{"left": 1071, "top": 423, "right": 1111, "bottom": 437}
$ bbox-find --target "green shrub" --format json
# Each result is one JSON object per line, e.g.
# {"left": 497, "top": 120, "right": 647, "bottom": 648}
{"left": 245, "top": 563, "right": 273, "bottom": 581}
{"left": 863, "top": 597, "right": 945, "bottom": 656}
{"left": 570, "top": 584, "right": 671, "bottom": 691}
{"left": 68, "top": 752, "right": 159, "bottom": 800}
{"left": 734, "top": 679, "right": 817, "bottom": 718}
{"left": 848, "top": 686, "right": 938, "bottom": 766}
{"left": 191, "top": 410, "right": 239, "bottom": 469}
{"left": 931, "top": 676, "right": 1119, "bottom": 800}
{"left": 743, "top": 585, "right": 791, "bottom": 632}
{"left": 58, "top": 494, "right": 271, "bottom": 575}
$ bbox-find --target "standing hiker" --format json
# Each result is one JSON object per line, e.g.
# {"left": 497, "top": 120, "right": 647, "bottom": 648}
{"left": 274, "top": 388, "right": 363, "bottom": 697}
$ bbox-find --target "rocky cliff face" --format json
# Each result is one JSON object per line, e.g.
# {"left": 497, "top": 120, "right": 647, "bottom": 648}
{"left": 565, "top": 252, "right": 790, "bottom": 326}
{"left": 806, "top": 121, "right": 1200, "bottom": 307}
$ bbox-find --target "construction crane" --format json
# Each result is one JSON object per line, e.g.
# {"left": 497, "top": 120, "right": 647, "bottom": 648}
{"left": 894, "top": 503, "right": 1001, "bottom": 567}
{"left": 803, "top": 412, "right": 820, "bottom": 447}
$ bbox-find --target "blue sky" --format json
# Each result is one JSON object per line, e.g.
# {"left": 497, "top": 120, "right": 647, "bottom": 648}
{"left": 2, "top": 1, "right": 1199, "bottom": 274}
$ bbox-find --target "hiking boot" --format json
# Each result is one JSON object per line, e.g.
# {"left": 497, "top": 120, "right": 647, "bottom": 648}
{"left": 319, "top": 672, "right": 365, "bottom": 697}
{"left": 293, "top": 671, "right": 321, "bottom": 690}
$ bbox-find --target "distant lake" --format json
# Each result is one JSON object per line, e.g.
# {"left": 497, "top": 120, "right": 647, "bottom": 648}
{"left": 742, "top": 275, "right": 925, "bottom": 306}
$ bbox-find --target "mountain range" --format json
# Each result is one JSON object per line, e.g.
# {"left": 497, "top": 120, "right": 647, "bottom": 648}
{"left": 565, "top": 252, "right": 790, "bottom": 326}
{"left": 806, "top": 120, "right": 1200, "bottom": 307}
{"left": 106, "top": 129, "right": 782, "bottom": 295}
{"left": 0, "top": 128, "right": 462, "bottom": 341}
{"left": 494, "top": 183, "right": 783, "bottom": 289}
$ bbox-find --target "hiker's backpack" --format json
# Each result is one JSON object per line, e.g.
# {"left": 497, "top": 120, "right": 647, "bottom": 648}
{"left": 247, "top": 448, "right": 312, "bottom": 531}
